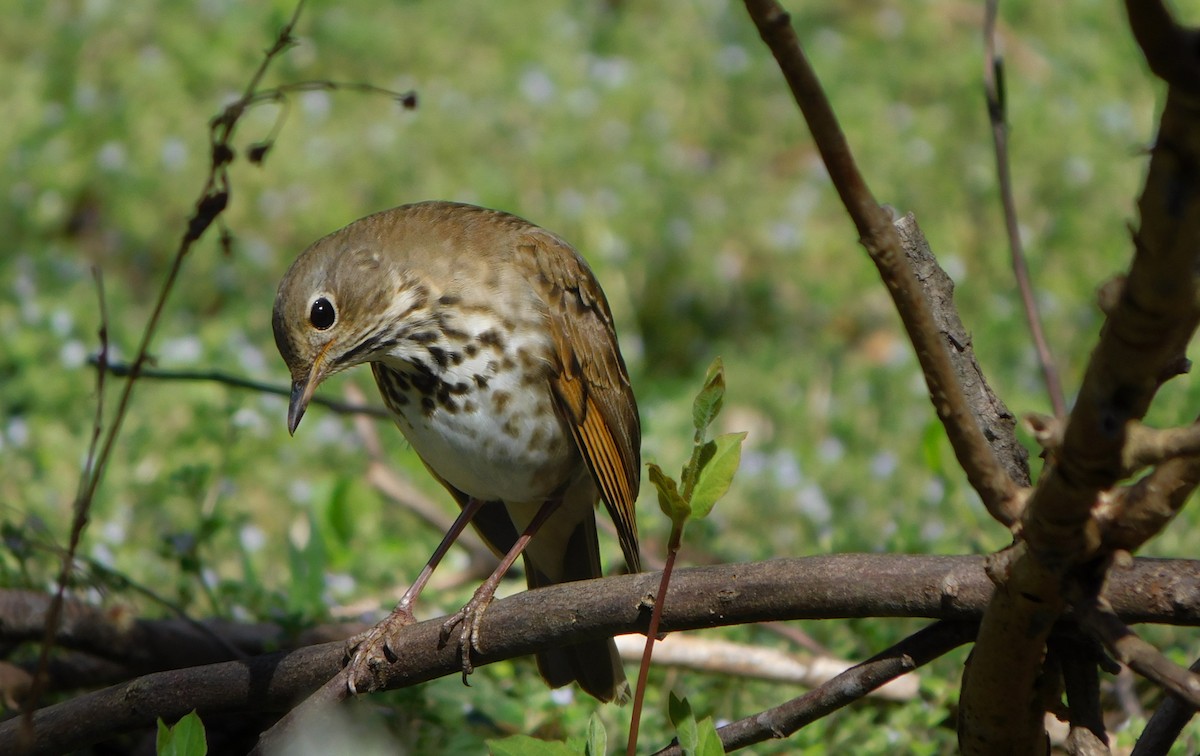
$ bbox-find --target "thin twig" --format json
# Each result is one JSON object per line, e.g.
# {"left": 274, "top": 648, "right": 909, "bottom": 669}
{"left": 1132, "top": 656, "right": 1200, "bottom": 756}
{"left": 90, "top": 359, "right": 390, "bottom": 420}
{"left": 983, "top": 0, "right": 1067, "bottom": 418}
{"left": 19, "top": 2, "right": 311, "bottom": 740}
{"left": 24, "top": 270, "right": 112, "bottom": 735}
{"left": 1081, "top": 600, "right": 1200, "bottom": 708}
{"left": 654, "top": 621, "right": 977, "bottom": 754}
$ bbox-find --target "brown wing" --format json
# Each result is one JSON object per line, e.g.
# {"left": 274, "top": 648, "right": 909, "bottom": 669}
{"left": 519, "top": 232, "right": 642, "bottom": 573}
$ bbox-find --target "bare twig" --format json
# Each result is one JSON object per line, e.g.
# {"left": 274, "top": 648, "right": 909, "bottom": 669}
{"left": 25, "top": 270, "right": 112, "bottom": 732}
{"left": 1052, "top": 635, "right": 1109, "bottom": 750}
{"left": 983, "top": 0, "right": 1067, "bottom": 418}
{"left": 741, "top": 0, "right": 1021, "bottom": 527}
{"left": 1122, "top": 421, "right": 1200, "bottom": 471}
{"left": 611, "top": 634, "right": 918, "bottom": 701}
{"left": 90, "top": 359, "right": 391, "bottom": 420}
{"left": 1099, "top": 439, "right": 1200, "bottom": 552}
{"left": 654, "top": 621, "right": 977, "bottom": 755}
{"left": 1081, "top": 600, "right": 1200, "bottom": 708}
{"left": 1132, "top": 656, "right": 1200, "bottom": 756}
{"left": 896, "top": 214, "right": 1031, "bottom": 487}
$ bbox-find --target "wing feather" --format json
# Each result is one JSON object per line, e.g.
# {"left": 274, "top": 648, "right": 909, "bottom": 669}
{"left": 519, "top": 233, "right": 642, "bottom": 573}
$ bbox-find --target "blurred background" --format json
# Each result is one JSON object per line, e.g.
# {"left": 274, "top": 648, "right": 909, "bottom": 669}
{"left": 3, "top": 0, "right": 1196, "bottom": 751}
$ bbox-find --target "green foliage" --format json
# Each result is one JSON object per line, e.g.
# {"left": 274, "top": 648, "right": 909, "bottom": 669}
{"left": 583, "top": 713, "right": 608, "bottom": 756}
{"left": 650, "top": 357, "right": 746, "bottom": 530}
{"left": 285, "top": 510, "right": 329, "bottom": 621}
{"left": 668, "top": 693, "right": 723, "bottom": 756}
{"left": 690, "top": 358, "right": 726, "bottom": 442}
{"left": 487, "top": 735, "right": 579, "bottom": 756}
{"left": 482, "top": 708, "right": 613, "bottom": 756}
{"left": 688, "top": 431, "right": 747, "bottom": 520}
{"left": 156, "top": 711, "right": 207, "bottom": 756}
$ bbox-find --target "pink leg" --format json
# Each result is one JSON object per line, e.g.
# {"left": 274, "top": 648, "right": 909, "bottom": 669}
{"left": 441, "top": 496, "right": 563, "bottom": 681}
{"left": 346, "top": 496, "right": 487, "bottom": 695}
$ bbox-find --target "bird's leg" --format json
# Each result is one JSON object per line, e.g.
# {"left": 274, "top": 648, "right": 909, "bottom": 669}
{"left": 346, "top": 495, "right": 487, "bottom": 695}
{"left": 441, "top": 496, "right": 563, "bottom": 682}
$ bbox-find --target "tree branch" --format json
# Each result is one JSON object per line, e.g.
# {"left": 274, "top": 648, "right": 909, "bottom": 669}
{"left": 1080, "top": 599, "right": 1200, "bottom": 709}
{"left": 1131, "top": 656, "right": 1200, "bottom": 755}
{"left": 5, "top": 556, "right": 1200, "bottom": 754}
{"left": 92, "top": 359, "right": 391, "bottom": 420}
{"left": 961, "top": 1, "right": 1200, "bottom": 749}
{"left": 895, "top": 214, "right": 1030, "bottom": 487}
{"left": 983, "top": 0, "right": 1067, "bottom": 418}
{"left": 653, "top": 621, "right": 977, "bottom": 755}
{"left": 741, "top": 0, "right": 1022, "bottom": 527}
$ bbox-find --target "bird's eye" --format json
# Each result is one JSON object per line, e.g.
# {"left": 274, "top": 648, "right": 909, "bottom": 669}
{"left": 309, "top": 297, "right": 336, "bottom": 330}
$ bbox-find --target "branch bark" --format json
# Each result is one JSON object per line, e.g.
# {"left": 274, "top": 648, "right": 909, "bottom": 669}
{"left": 741, "top": 0, "right": 1023, "bottom": 527}
{"left": 960, "top": 2, "right": 1200, "bottom": 750}
{"left": 653, "top": 620, "right": 977, "bottom": 755}
{"left": 5, "top": 556, "right": 1200, "bottom": 754}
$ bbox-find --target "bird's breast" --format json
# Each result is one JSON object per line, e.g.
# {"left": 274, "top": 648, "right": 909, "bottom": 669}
{"left": 369, "top": 312, "right": 579, "bottom": 504}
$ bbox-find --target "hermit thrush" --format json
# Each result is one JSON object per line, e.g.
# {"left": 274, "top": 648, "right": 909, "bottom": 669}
{"left": 273, "top": 201, "right": 641, "bottom": 702}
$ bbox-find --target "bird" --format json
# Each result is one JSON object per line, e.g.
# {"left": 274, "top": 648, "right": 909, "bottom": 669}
{"left": 272, "top": 200, "right": 641, "bottom": 702}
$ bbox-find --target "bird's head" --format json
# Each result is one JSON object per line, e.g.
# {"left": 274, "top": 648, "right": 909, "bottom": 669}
{"left": 272, "top": 224, "right": 430, "bottom": 435}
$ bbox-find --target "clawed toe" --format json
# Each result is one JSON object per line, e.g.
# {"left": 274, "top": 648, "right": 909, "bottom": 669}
{"left": 345, "top": 610, "right": 415, "bottom": 695}
{"left": 439, "top": 590, "right": 496, "bottom": 683}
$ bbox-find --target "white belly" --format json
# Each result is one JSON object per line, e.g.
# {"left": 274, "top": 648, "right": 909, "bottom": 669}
{"left": 372, "top": 344, "right": 579, "bottom": 504}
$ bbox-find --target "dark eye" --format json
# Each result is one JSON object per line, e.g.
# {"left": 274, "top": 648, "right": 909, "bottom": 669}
{"left": 309, "top": 297, "right": 336, "bottom": 330}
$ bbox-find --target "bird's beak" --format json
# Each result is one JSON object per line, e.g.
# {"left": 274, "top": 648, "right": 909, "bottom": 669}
{"left": 287, "top": 350, "right": 328, "bottom": 436}
{"left": 287, "top": 378, "right": 313, "bottom": 436}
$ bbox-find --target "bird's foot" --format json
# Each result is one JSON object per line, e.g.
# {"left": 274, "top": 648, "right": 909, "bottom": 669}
{"left": 344, "top": 606, "right": 417, "bottom": 695}
{"left": 439, "top": 582, "right": 499, "bottom": 683}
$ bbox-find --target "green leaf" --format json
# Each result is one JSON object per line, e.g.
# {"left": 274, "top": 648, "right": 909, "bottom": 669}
{"left": 691, "top": 357, "right": 727, "bottom": 441}
{"left": 649, "top": 463, "right": 690, "bottom": 526}
{"left": 486, "top": 734, "right": 579, "bottom": 756}
{"left": 688, "top": 432, "right": 747, "bottom": 518}
{"left": 584, "top": 713, "right": 607, "bottom": 756}
{"left": 156, "top": 711, "right": 207, "bottom": 756}
{"left": 694, "top": 717, "right": 724, "bottom": 756}
{"left": 669, "top": 692, "right": 699, "bottom": 755}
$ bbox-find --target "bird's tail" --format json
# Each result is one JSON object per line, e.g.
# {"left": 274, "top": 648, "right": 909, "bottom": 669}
{"left": 525, "top": 515, "right": 630, "bottom": 703}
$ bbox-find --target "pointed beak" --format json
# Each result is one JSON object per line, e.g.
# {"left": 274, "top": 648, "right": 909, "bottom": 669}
{"left": 287, "top": 377, "right": 314, "bottom": 435}
{"left": 287, "top": 350, "right": 329, "bottom": 436}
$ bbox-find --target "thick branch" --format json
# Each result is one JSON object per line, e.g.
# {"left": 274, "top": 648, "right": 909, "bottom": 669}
{"left": 1123, "top": 421, "right": 1200, "bottom": 471}
{"left": 1101, "top": 436, "right": 1200, "bottom": 553}
{"left": 5, "top": 556, "right": 1200, "bottom": 754}
{"left": 1126, "top": 1, "right": 1200, "bottom": 94}
{"left": 896, "top": 215, "right": 1030, "bottom": 487}
{"left": 962, "top": 3, "right": 1200, "bottom": 750}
